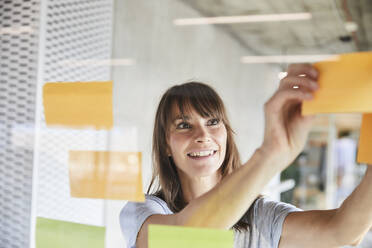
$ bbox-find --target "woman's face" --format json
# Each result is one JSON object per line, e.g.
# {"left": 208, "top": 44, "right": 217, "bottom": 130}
{"left": 167, "top": 107, "right": 227, "bottom": 178}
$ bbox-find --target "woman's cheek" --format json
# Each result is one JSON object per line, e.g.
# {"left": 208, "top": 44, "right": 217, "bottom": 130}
{"left": 215, "top": 126, "right": 227, "bottom": 143}
{"left": 170, "top": 133, "right": 188, "bottom": 152}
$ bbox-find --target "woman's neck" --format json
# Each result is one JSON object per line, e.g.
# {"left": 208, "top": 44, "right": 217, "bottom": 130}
{"left": 178, "top": 170, "right": 222, "bottom": 203}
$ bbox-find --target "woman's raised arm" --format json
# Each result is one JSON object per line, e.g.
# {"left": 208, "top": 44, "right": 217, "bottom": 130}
{"left": 270, "top": 64, "right": 372, "bottom": 247}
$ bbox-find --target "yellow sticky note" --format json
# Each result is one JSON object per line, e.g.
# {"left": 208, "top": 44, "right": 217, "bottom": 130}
{"left": 148, "top": 224, "right": 233, "bottom": 248}
{"left": 43, "top": 81, "right": 113, "bottom": 129}
{"left": 302, "top": 52, "right": 372, "bottom": 115}
{"left": 36, "top": 217, "right": 105, "bottom": 248}
{"left": 69, "top": 151, "right": 145, "bottom": 201}
{"left": 357, "top": 114, "right": 372, "bottom": 165}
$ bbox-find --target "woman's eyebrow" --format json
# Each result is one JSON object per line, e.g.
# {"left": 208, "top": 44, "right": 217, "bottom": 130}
{"left": 172, "top": 115, "right": 190, "bottom": 122}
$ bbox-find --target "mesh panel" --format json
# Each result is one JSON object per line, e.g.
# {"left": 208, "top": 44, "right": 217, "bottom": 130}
{"left": 0, "top": 0, "right": 113, "bottom": 247}
{"left": 0, "top": 0, "right": 40, "bottom": 247}
{"left": 36, "top": 0, "right": 113, "bottom": 226}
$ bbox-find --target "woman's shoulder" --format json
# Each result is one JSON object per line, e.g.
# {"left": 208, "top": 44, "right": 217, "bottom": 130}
{"left": 253, "top": 196, "right": 302, "bottom": 215}
{"left": 144, "top": 194, "right": 173, "bottom": 214}
{"left": 119, "top": 194, "right": 173, "bottom": 248}
{"left": 237, "top": 197, "right": 302, "bottom": 248}
{"left": 239, "top": 196, "right": 302, "bottom": 235}
{"left": 120, "top": 194, "right": 173, "bottom": 219}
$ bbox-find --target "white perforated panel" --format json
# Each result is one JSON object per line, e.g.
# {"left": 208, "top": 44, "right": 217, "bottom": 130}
{"left": 0, "top": 0, "right": 40, "bottom": 247}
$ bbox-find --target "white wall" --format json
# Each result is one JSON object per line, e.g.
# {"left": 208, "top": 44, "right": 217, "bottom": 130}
{"left": 111, "top": 0, "right": 281, "bottom": 246}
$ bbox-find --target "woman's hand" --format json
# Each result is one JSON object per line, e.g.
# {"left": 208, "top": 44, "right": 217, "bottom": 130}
{"left": 261, "top": 63, "right": 319, "bottom": 169}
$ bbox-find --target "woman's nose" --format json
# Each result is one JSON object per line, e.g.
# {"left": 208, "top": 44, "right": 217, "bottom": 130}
{"left": 194, "top": 126, "right": 211, "bottom": 143}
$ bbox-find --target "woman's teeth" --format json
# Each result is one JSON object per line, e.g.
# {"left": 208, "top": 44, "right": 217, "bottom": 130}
{"left": 188, "top": 150, "right": 216, "bottom": 157}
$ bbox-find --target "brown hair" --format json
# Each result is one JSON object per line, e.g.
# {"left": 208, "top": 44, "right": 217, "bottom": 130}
{"left": 147, "top": 82, "right": 259, "bottom": 232}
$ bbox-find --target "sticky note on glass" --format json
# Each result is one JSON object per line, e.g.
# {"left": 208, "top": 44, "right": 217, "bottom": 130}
{"left": 357, "top": 114, "right": 372, "bottom": 164}
{"left": 36, "top": 217, "right": 105, "bottom": 248}
{"left": 148, "top": 224, "right": 233, "bottom": 248}
{"left": 43, "top": 81, "right": 113, "bottom": 129}
{"left": 302, "top": 52, "right": 372, "bottom": 115}
{"left": 69, "top": 151, "right": 144, "bottom": 201}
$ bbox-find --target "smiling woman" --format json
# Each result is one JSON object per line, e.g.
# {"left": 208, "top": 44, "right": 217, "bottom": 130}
{"left": 119, "top": 64, "right": 372, "bottom": 248}
{"left": 119, "top": 80, "right": 302, "bottom": 248}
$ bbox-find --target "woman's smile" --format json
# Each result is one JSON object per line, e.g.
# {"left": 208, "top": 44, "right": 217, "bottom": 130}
{"left": 187, "top": 149, "right": 218, "bottom": 160}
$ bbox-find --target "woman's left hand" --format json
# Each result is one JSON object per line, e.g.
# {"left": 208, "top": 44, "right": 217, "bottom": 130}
{"left": 261, "top": 63, "right": 319, "bottom": 168}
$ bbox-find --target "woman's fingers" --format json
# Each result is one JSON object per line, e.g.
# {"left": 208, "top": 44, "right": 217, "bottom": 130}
{"left": 287, "top": 63, "right": 319, "bottom": 80}
{"left": 265, "top": 88, "right": 313, "bottom": 114}
{"left": 279, "top": 76, "right": 319, "bottom": 91}
{"left": 262, "top": 64, "right": 318, "bottom": 162}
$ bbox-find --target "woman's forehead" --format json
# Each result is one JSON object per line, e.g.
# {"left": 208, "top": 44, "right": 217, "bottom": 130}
{"left": 169, "top": 103, "right": 218, "bottom": 122}
{"left": 170, "top": 104, "right": 197, "bottom": 121}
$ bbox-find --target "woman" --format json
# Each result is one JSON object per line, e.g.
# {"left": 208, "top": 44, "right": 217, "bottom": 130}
{"left": 120, "top": 64, "right": 372, "bottom": 248}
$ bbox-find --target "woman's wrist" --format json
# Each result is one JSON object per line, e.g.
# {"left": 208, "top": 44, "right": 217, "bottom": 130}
{"left": 255, "top": 145, "right": 292, "bottom": 171}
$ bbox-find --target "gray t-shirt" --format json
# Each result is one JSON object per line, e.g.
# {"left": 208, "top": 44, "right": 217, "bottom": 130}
{"left": 119, "top": 194, "right": 301, "bottom": 248}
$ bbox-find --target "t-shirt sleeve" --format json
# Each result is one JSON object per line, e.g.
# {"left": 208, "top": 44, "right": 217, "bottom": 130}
{"left": 253, "top": 197, "right": 302, "bottom": 248}
{"left": 119, "top": 195, "right": 172, "bottom": 248}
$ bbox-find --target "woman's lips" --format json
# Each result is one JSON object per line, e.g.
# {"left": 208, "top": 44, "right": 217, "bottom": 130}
{"left": 187, "top": 150, "right": 217, "bottom": 160}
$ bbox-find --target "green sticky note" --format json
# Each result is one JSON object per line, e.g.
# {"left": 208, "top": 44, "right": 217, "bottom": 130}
{"left": 148, "top": 224, "right": 234, "bottom": 248}
{"left": 36, "top": 217, "right": 105, "bottom": 248}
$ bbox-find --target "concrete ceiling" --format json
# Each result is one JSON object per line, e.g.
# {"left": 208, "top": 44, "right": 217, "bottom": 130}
{"left": 181, "top": 0, "right": 372, "bottom": 56}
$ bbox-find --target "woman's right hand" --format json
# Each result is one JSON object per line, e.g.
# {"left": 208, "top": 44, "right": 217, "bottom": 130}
{"left": 260, "top": 63, "right": 319, "bottom": 169}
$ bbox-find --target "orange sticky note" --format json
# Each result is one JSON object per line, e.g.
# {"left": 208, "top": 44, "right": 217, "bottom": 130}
{"left": 302, "top": 52, "right": 372, "bottom": 115}
{"left": 43, "top": 81, "right": 113, "bottom": 129}
{"left": 69, "top": 151, "right": 144, "bottom": 201}
{"left": 357, "top": 114, "right": 372, "bottom": 165}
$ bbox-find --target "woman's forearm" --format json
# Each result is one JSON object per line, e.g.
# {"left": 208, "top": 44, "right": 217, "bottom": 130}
{"left": 176, "top": 147, "right": 282, "bottom": 229}
{"left": 332, "top": 165, "right": 372, "bottom": 245}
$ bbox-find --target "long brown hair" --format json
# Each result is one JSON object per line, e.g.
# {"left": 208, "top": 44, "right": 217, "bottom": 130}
{"left": 147, "top": 82, "right": 259, "bottom": 232}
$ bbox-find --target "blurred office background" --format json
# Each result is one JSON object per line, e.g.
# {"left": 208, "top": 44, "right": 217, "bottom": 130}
{"left": 0, "top": 0, "right": 371, "bottom": 247}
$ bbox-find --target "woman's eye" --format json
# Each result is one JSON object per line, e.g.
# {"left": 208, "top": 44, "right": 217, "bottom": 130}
{"left": 176, "top": 122, "right": 191, "bottom": 129}
{"left": 207, "top": 118, "right": 220, "bottom": 126}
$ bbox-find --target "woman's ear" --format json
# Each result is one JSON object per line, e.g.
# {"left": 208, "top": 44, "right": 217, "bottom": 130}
{"left": 166, "top": 145, "right": 171, "bottom": 157}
